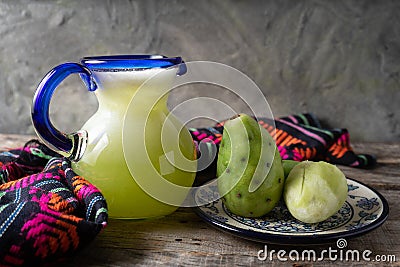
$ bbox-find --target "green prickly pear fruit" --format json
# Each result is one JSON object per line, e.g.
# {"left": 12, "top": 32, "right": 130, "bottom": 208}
{"left": 282, "top": 160, "right": 301, "bottom": 178}
{"left": 217, "top": 114, "right": 285, "bottom": 218}
{"left": 283, "top": 161, "right": 348, "bottom": 223}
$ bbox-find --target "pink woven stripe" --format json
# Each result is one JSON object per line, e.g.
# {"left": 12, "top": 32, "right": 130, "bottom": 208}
{"left": 278, "top": 119, "right": 326, "bottom": 146}
{"left": 288, "top": 115, "right": 298, "bottom": 124}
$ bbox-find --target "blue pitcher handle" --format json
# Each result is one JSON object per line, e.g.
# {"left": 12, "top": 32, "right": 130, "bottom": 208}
{"left": 31, "top": 63, "right": 97, "bottom": 161}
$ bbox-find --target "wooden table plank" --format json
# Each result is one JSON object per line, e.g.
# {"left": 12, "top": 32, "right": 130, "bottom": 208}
{"left": 55, "top": 188, "right": 398, "bottom": 266}
{"left": 53, "top": 140, "right": 400, "bottom": 266}
{"left": 343, "top": 143, "right": 400, "bottom": 190}
{"left": 0, "top": 134, "right": 396, "bottom": 188}
{"left": 0, "top": 133, "right": 36, "bottom": 150}
{"left": 0, "top": 134, "right": 398, "bottom": 266}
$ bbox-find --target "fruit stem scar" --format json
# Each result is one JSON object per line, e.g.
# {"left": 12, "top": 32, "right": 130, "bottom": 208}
{"left": 229, "top": 114, "right": 241, "bottom": 120}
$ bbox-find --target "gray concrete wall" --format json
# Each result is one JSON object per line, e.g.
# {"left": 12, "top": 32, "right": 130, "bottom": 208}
{"left": 0, "top": 0, "right": 399, "bottom": 142}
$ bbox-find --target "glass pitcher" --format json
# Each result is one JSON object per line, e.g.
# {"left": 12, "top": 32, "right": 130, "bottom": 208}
{"left": 31, "top": 55, "right": 197, "bottom": 219}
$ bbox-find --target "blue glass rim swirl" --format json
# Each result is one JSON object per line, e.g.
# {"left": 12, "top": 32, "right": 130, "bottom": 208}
{"left": 81, "top": 55, "right": 185, "bottom": 72}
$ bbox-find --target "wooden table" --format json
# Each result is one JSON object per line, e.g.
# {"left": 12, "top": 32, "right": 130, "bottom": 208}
{"left": 1, "top": 134, "right": 398, "bottom": 266}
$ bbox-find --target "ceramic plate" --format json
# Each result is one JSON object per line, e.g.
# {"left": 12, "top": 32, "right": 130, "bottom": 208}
{"left": 194, "top": 178, "right": 389, "bottom": 244}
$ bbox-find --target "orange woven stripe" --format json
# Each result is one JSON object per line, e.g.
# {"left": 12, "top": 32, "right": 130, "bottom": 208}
{"left": 266, "top": 125, "right": 274, "bottom": 133}
{"left": 48, "top": 193, "right": 74, "bottom": 214}
{"left": 275, "top": 131, "right": 288, "bottom": 145}
{"left": 286, "top": 137, "right": 306, "bottom": 146}
{"left": 279, "top": 135, "right": 293, "bottom": 147}
{"left": 329, "top": 143, "right": 348, "bottom": 158}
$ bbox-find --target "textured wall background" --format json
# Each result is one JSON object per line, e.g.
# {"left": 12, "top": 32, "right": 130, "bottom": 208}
{"left": 0, "top": 0, "right": 399, "bottom": 141}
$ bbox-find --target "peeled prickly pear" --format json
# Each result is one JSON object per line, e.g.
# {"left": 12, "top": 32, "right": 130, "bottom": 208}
{"left": 283, "top": 161, "right": 348, "bottom": 223}
{"left": 217, "top": 114, "right": 285, "bottom": 217}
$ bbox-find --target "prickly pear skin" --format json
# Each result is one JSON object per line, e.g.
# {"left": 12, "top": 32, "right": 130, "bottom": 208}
{"left": 282, "top": 160, "right": 300, "bottom": 178}
{"left": 283, "top": 161, "right": 348, "bottom": 223}
{"left": 217, "top": 114, "right": 285, "bottom": 218}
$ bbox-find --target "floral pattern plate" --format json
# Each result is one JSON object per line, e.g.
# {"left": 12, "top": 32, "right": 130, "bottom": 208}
{"left": 194, "top": 178, "right": 389, "bottom": 244}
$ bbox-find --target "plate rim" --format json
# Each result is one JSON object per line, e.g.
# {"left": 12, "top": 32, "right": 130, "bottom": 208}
{"left": 194, "top": 177, "right": 389, "bottom": 245}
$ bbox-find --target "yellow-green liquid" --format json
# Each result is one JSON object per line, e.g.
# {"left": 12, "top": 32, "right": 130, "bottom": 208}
{"left": 71, "top": 78, "right": 196, "bottom": 219}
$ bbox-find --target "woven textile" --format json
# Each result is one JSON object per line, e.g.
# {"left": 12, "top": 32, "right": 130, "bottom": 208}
{"left": 0, "top": 141, "right": 107, "bottom": 266}
{"left": 0, "top": 113, "right": 376, "bottom": 265}
{"left": 190, "top": 113, "right": 376, "bottom": 169}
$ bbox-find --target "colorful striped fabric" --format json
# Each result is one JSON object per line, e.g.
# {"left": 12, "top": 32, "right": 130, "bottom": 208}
{"left": 0, "top": 113, "right": 375, "bottom": 265}
{"left": 190, "top": 113, "right": 376, "bottom": 170}
{"left": 0, "top": 141, "right": 107, "bottom": 266}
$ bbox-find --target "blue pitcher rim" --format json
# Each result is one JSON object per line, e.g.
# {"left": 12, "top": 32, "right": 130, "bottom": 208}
{"left": 81, "top": 55, "right": 185, "bottom": 72}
